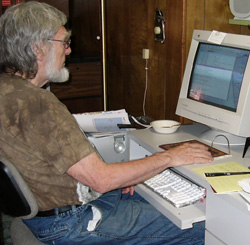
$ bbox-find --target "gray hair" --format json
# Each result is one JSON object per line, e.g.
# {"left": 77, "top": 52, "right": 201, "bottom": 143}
{"left": 0, "top": 1, "right": 67, "bottom": 78}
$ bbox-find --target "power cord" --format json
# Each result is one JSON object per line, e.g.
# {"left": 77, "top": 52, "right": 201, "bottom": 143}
{"left": 131, "top": 116, "right": 151, "bottom": 128}
{"left": 143, "top": 59, "right": 148, "bottom": 116}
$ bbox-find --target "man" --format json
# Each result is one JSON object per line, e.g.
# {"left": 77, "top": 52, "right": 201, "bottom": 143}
{"left": 0, "top": 2, "right": 213, "bottom": 244}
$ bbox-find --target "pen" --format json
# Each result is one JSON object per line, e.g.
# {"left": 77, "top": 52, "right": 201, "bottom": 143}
{"left": 205, "top": 172, "right": 250, "bottom": 177}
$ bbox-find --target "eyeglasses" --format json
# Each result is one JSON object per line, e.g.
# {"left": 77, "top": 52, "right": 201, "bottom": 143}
{"left": 48, "top": 39, "right": 71, "bottom": 49}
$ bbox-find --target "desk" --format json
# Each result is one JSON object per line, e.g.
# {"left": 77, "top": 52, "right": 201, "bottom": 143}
{"left": 128, "top": 124, "right": 250, "bottom": 245}
{"left": 88, "top": 124, "right": 250, "bottom": 245}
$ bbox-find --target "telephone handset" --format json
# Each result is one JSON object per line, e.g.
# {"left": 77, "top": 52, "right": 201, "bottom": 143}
{"left": 154, "top": 9, "right": 165, "bottom": 44}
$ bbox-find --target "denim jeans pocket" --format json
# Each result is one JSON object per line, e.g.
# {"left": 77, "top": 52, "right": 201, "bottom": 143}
{"left": 37, "top": 224, "right": 69, "bottom": 243}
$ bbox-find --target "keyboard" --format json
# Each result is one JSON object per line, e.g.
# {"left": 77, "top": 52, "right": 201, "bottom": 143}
{"left": 144, "top": 169, "right": 206, "bottom": 208}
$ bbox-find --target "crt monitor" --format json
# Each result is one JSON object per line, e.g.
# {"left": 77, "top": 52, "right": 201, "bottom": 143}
{"left": 176, "top": 30, "right": 250, "bottom": 146}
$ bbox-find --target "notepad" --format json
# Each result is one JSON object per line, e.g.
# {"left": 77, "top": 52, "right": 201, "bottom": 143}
{"left": 193, "top": 161, "right": 250, "bottom": 193}
{"left": 159, "top": 139, "right": 231, "bottom": 159}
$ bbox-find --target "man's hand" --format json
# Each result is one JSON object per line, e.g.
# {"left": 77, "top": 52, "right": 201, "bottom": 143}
{"left": 121, "top": 186, "right": 135, "bottom": 195}
{"left": 161, "top": 142, "right": 213, "bottom": 168}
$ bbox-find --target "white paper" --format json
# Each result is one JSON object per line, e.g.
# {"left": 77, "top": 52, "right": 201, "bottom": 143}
{"left": 208, "top": 30, "right": 227, "bottom": 44}
{"left": 87, "top": 206, "right": 102, "bottom": 231}
{"left": 73, "top": 109, "right": 131, "bottom": 133}
{"left": 238, "top": 178, "right": 250, "bottom": 193}
{"left": 239, "top": 191, "right": 250, "bottom": 211}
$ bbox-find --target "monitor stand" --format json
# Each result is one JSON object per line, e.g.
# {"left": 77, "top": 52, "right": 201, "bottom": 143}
{"left": 200, "top": 128, "right": 246, "bottom": 146}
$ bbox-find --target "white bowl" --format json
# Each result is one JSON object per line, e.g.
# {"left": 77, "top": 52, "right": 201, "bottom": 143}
{"left": 150, "top": 120, "right": 181, "bottom": 134}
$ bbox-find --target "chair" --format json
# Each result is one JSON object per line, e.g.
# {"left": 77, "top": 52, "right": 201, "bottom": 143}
{"left": 0, "top": 156, "right": 45, "bottom": 245}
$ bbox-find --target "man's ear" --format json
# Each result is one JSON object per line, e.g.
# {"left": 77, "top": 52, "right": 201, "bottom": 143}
{"left": 33, "top": 43, "right": 46, "bottom": 61}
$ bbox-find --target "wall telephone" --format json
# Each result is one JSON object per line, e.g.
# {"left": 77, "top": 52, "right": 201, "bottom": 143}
{"left": 154, "top": 9, "right": 165, "bottom": 44}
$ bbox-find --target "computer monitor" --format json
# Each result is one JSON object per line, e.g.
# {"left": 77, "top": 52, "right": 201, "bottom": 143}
{"left": 176, "top": 30, "right": 250, "bottom": 146}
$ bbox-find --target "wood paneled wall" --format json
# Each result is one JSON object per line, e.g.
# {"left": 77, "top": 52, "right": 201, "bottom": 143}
{"left": 106, "top": 0, "right": 170, "bottom": 120}
{"left": 106, "top": 0, "right": 250, "bottom": 122}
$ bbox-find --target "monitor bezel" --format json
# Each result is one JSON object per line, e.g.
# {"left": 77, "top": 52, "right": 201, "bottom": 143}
{"left": 176, "top": 30, "right": 250, "bottom": 138}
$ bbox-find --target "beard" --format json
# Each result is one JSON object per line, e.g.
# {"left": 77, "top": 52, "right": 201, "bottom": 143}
{"left": 47, "top": 66, "right": 69, "bottom": 83}
{"left": 45, "top": 49, "right": 69, "bottom": 83}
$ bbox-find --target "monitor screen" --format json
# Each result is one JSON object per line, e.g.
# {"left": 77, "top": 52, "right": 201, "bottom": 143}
{"left": 188, "top": 43, "right": 249, "bottom": 112}
{"left": 176, "top": 30, "right": 250, "bottom": 145}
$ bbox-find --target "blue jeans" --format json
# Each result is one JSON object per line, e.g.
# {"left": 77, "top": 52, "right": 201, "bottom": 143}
{"left": 23, "top": 190, "right": 205, "bottom": 244}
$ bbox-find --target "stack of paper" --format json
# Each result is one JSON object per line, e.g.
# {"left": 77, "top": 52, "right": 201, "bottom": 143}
{"left": 73, "top": 109, "right": 132, "bottom": 137}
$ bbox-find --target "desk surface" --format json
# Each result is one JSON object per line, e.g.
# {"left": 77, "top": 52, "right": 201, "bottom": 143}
{"left": 128, "top": 123, "right": 250, "bottom": 234}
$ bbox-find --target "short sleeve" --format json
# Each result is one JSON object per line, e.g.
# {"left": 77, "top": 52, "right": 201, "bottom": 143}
{"left": 23, "top": 89, "right": 95, "bottom": 174}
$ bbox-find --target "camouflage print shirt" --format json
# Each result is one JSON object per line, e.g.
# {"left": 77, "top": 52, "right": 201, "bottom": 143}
{"left": 0, "top": 73, "right": 95, "bottom": 211}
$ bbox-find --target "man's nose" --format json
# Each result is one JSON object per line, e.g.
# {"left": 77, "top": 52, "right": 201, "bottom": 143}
{"left": 65, "top": 46, "right": 71, "bottom": 55}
